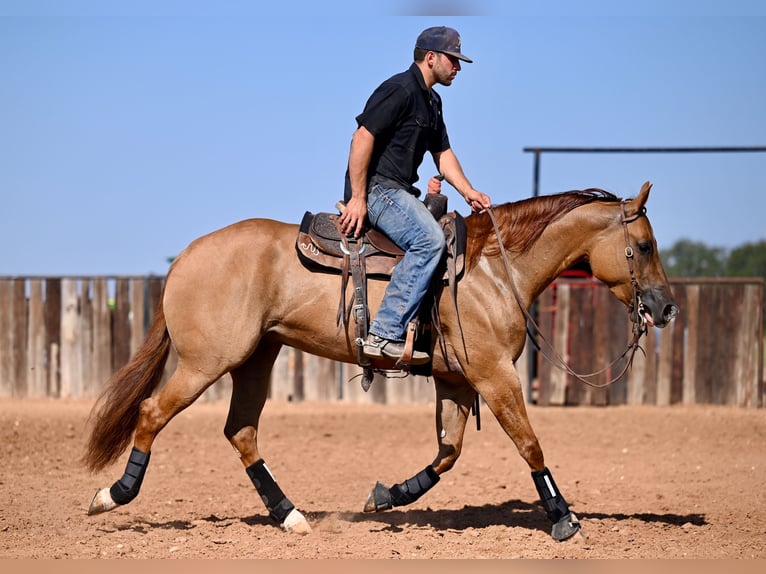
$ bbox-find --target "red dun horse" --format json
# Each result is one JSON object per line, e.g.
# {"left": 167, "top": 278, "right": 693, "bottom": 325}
{"left": 84, "top": 181, "right": 678, "bottom": 541}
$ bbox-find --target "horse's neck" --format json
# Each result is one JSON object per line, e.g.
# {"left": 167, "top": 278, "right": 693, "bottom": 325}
{"left": 506, "top": 206, "right": 606, "bottom": 303}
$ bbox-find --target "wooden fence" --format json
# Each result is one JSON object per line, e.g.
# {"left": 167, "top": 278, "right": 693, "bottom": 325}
{"left": 0, "top": 276, "right": 762, "bottom": 407}
{"left": 534, "top": 277, "right": 764, "bottom": 408}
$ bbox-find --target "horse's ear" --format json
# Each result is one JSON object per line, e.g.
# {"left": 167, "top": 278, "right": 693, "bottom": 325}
{"left": 625, "top": 181, "right": 652, "bottom": 217}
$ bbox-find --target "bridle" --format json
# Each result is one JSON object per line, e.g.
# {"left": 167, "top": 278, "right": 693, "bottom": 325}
{"left": 486, "top": 201, "right": 648, "bottom": 389}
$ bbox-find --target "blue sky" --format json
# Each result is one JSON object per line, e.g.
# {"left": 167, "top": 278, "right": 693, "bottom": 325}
{"left": 2, "top": 0, "right": 765, "bottom": 276}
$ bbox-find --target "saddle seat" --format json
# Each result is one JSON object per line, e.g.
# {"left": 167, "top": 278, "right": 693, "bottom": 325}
{"left": 296, "top": 195, "right": 465, "bottom": 280}
{"left": 297, "top": 211, "right": 404, "bottom": 277}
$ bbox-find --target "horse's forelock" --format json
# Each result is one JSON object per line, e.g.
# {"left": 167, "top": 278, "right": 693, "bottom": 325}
{"left": 465, "top": 188, "right": 621, "bottom": 269}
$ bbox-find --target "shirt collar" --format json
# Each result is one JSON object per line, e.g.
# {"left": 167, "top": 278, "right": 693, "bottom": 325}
{"left": 408, "top": 62, "right": 429, "bottom": 93}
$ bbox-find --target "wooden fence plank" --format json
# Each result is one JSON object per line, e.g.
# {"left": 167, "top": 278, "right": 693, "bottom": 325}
{"left": 80, "top": 280, "right": 94, "bottom": 397}
{"left": 711, "top": 284, "right": 740, "bottom": 405}
{"left": 27, "top": 280, "right": 47, "bottom": 397}
{"left": 736, "top": 284, "right": 761, "bottom": 407}
{"left": 112, "top": 278, "right": 131, "bottom": 373}
{"left": 11, "top": 279, "right": 27, "bottom": 397}
{"left": 548, "top": 283, "right": 570, "bottom": 405}
{"left": 590, "top": 286, "right": 612, "bottom": 405}
{"left": 130, "top": 278, "right": 146, "bottom": 356}
{"left": 91, "top": 278, "right": 111, "bottom": 395}
{"left": 656, "top": 319, "right": 675, "bottom": 406}
{"left": 628, "top": 324, "right": 657, "bottom": 405}
{"left": 534, "top": 293, "right": 554, "bottom": 406}
{"left": 681, "top": 285, "right": 699, "bottom": 405}
{"left": 566, "top": 283, "right": 595, "bottom": 406}
{"left": 302, "top": 354, "right": 338, "bottom": 401}
{"left": 59, "top": 279, "right": 81, "bottom": 398}
{"left": 606, "top": 299, "right": 629, "bottom": 406}
{"left": 44, "top": 279, "right": 61, "bottom": 397}
{"left": 668, "top": 286, "right": 686, "bottom": 405}
{"left": 0, "top": 279, "right": 12, "bottom": 397}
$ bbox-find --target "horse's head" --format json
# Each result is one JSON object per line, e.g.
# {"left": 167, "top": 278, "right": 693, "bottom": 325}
{"left": 587, "top": 181, "right": 679, "bottom": 328}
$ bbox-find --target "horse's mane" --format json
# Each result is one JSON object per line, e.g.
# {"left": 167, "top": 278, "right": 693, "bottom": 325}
{"left": 464, "top": 188, "right": 622, "bottom": 270}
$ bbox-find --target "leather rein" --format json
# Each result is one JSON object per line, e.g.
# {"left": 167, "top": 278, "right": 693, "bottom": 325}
{"left": 486, "top": 201, "right": 648, "bottom": 389}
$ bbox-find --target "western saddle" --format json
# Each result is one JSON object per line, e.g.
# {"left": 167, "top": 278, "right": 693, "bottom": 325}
{"left": 295, "top": 193, "right": 466, "bottom": 391}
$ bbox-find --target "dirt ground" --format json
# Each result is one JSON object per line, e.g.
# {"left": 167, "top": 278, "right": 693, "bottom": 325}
{"left": 0, "top": 397, "right": 764, "bottom": 559}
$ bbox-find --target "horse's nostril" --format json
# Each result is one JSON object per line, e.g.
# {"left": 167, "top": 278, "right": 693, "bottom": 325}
{"left": 664, "top": 304, "right": 679, "bottom": 322}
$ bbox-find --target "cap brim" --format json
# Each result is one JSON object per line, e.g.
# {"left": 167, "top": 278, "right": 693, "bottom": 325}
{"left": 443, "top": 50, "right": 472, "bottom": 63}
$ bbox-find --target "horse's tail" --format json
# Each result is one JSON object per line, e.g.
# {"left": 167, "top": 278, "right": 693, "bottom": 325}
{"left": 83, "top": 301, "right": 171, "bottom": 473}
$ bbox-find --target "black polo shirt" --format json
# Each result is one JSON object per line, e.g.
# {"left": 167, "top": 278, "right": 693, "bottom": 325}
{"left": 344, "top": 63, "right": 451, "bottom": 200}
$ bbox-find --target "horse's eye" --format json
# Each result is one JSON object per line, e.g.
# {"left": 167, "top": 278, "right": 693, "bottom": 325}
{"left": 637, "top": 241, "right": 653, "bottom": 255}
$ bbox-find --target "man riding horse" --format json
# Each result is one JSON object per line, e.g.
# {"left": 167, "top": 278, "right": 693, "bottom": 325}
{"left": 339, "top": 26, "right": 492, "bottom": 365}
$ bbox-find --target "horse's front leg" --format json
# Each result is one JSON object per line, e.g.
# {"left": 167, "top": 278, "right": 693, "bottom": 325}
{"left": 363, "top": 377, "right": 475, "bottom": 512}
{"left": 472, "top": 362, "right": 581, "bottom": 542}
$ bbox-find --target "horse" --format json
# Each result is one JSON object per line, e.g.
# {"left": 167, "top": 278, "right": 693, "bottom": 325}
{"left": 83, "top": 180, "right": 678, "bottom": 542}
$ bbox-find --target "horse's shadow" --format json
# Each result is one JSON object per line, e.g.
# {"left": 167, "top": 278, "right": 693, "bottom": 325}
{"left": 315, "top": 499, "right": 707, "bottom": 534}
{"left": 111, "top": 500, "right": 706, "bottom": 535}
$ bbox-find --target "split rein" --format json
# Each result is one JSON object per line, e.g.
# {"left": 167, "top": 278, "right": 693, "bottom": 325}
{"left": 485, "top": 203, "right": 648, "bottom": 389}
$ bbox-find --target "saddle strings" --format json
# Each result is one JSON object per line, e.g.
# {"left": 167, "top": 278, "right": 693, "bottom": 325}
{"left": 485, "top": 205, "right": 646, "bottom": 389}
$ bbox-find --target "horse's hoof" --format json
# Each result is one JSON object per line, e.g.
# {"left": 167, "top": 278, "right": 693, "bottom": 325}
{"left": 282, "top": 508, "right": 311, "bottom": 534}
{"left": 363, "top": 481, "right": 393, "bottom": 513}
{"left": 87, "top": 487, "right": 119, "bottom": 516}
{"left": 551, "top": 511, "right": 581, "bottom": 541}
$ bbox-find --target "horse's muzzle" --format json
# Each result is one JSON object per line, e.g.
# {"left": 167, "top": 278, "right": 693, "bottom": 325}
{"left": 642, "top": 288, "right": 679, "bottom": 328}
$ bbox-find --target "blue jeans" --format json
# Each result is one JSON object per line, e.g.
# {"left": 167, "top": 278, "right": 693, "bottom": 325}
{"left": 366, "top": 184, "right": 446, "bottom": 341}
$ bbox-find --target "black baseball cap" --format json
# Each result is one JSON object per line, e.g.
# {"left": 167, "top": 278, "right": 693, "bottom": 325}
{"left": 415, "top": 26, "right": 473, "bottom": 63}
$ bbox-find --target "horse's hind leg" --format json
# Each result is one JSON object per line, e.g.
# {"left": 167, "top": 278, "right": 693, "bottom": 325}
{"left": 364, "top": 378, "right": 475, "bottom": 513}
{"left": 224, "top": 340, "right": 311, "bottom": 534}
{"left": 88, "top": 362, "right": 221, "bottom": 515}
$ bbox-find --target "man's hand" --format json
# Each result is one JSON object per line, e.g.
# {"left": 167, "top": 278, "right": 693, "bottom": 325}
{"left": 427, "top": 176, "right": 443, "bottom": 194}
{"left": 463, "top": 188, "right": 492, "bottom": 213}
{"left": 338, "top": 196, "right": 367, "bottom": 238}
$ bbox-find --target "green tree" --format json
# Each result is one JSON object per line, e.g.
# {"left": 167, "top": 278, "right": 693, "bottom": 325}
{"left": 726, "top": 240, "right": 766, "bottom": 278}
{"left": 660, "top": 239, "right": 727, "bottom": 278}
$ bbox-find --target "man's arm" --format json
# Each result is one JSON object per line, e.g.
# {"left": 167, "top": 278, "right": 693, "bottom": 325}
{"left": 339, "top": 126, "right": 375, "bottom": 237}
{"left": 433, "top": 148, "right": 492, "bottom": 212}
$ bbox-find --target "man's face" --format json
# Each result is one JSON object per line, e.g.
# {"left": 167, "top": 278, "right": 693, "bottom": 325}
{"left": 430, "top": 52, "right": 461, "bottom": 86}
